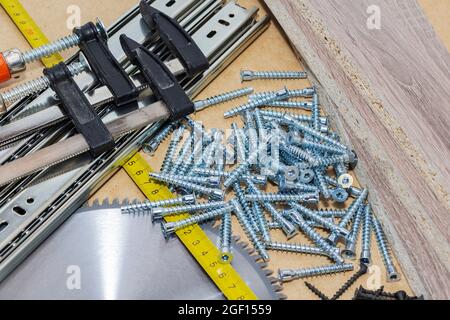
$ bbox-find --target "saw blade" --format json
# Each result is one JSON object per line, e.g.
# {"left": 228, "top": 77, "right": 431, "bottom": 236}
{"left": 0, "top": 199, "right": 281, "bottom": 300}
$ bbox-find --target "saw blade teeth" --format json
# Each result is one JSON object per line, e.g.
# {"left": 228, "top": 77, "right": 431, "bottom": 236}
{"left": 92, "top": 199, "right": 100, "bottom": 206}
{"left": 272, "top": 284, "right": 283, "bottom": 292}
{"left": 232, "top": 235, "right": 241, "bottom": 242}
{"left": 264, "top": 269, "right": 274, "bottom": 276}
{"left": 111, "top": 198, "right": 121, "bottom": 206}
{"left": 277, "top": 293, "right": 288, "bottom": 300}
{"left": 258, "top": 262, "right": 269, "bottom": 269}
{"left": 268, "top": 276, "right": 279, "bottom": 284}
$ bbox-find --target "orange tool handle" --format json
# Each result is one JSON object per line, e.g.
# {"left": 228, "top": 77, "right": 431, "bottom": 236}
{"left": 0, "top": 53, "right": 11, "bottom": 83}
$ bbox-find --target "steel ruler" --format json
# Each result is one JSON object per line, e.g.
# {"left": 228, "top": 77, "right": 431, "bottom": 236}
{"left": 0, "top": 0, "right": 63, "bottom": 67}
{"left": 124, "top": 152, "right": 258, "bottom": 300}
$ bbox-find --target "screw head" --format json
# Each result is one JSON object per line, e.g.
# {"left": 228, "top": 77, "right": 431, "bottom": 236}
{"left": 95, "top": 18, "right": 108, "bottom": 41}
{"left": 332, "top": 188, "right": 349, "bottom": 203}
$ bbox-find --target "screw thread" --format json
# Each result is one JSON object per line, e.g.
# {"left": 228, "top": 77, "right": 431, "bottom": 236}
{"left": 282, "top": 143, "right": 318, "bottom": 164}
{"left": 121, "top": 195, "right": 195, "bottom": 214}
{"left": 300, "top": 140, "right": 346, "bottom": 155}
{"left": 153, "top": 201, "right": 225, "bottom": 219}
{"left": 250, "top": 87, "right": 315, "bottom": 100}
{"left": 143, "top": 122, "right": 177, "bottom": 155}
{"left": 149, "top": 172, "right": 224, "bottom": 199}
{"left": 261, "top": 110, "right": 321, "bottom": 124}
{"left": 317, "top": 209, "right": 347, "bottom": 218}
{"left": 195, "top": 87, "right": 253, "bottom": 111}
{"left": 224, "top": 88, "right": 288, "bottom": 118}
{"left": 372, "top": 216, "right": 399, "bottom": 281}
{"left": 242, "top": 70, "right": 307, "bottom": 81}
{"left": 245, "top": 192, "right": 319, "bottom": 203}
{"left": 312, "top": 93, "right": 321, "bottom": 131}
{"left": 265, "top": 100, "right": 313, "bottom": 110}
{"left": 233, "top": 183, "right": 259, "bottom": 232}
{"left": 252, "top": 202, "right": 271, "bottom": 243}
{"left": 266, "top": 241, "right": 328, "bottom": 256}
{"left": 231, "top": 199, "right": 269, "bottom": 261}
{"left": 346, "top": 205, "right": 365, "bottom": 246}
{"left": 1, "top": 61, "right": 86, "bottom": 106}
{"left": 279, "top": 263, "right": 354, "bottom": 282}
{"left": 22, "top": 34, "right": 80, "bottom": 64}
{"left": 169, "top": 135, "right": 193, "bottom": 175}
{"left": 161, "top": 126, "right": 186, "bottom": 173}
{"left": 218, "top": 210, "right": 233, "bottom": 261}
{"left": 360, "top": 204, "right": 373, "bottom": 263}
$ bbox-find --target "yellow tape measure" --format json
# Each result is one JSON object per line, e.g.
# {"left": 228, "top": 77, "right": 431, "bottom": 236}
{"left": 123, "top": 152, "right": 258, "bottom": 300}
{"left": 0, "top": 0, "right": 63, "bottom": 67}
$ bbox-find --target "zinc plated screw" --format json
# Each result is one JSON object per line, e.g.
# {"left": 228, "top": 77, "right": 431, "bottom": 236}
{"left": 231, "top": 199, "right": 270, "bottom": 261}
{"left": 231, "top": 123, "right": 247, "bottom": 162}
{"left": 328, "top": 188, "right": 368, "bottom": 244}
{"left": 360, "top": 204, "right": 373, "bottom": 264}
{"left": 266, "top": 242, "right": 329, "bottom": 257}
{"left": 143, "top": 122, "right": 177, "bottom": 155}
{"left": 263, "top": 101, "right": 313, "bottom": 111}
{"left": 279, "top": 115, "right": 348, "bottom": 151}
{"left": 161, "top": 205, "right": 233, "bottom": 239}
{"left": 168, "top": 135, "right": 194, "bottom": 176}
{"left": 331, "top": 188, "right": 349, "bottom": 203}
{"left": 342, "top": 205, "right": 365, "bottom": 259}
{"left": 311, "top": 93, "right": 321, "bottom": 131}
{"left": 224, "top": 88, "right": 289, "bottom": 118}
{"left": 218, "top": 210, "right": 233, "bottom": 263}
{"left": 246, "top": 178, "right": 298, "bottom": 239}
{"left": 313, "top": 168, "right": 332, "bottom": 199}
{"left": 252, "top": 201, "right": 271, "bottom": 243}
{"left": 249, "top": 87, "right": 315, "bottom": 100}
{"left": 323, "top": 176, "right": 362, "bottom": 198}
{"left": 293, "top": 139, "right": 347, "bottom": 156}
{"left": 233, "top": 182, "right": 260, "bottom": 233}
{"left": 317, "top": 209, "right": 347, "bottom": 218}
{"left": 286, "top": 210, "right": 344, "bottom": 264}
{"left": 160, "top": 125, "right": 186, "bottom": 173}
{"left": 372, "top": 216, "right": 400, "bottom": 282}
{"left": 260, "top": 110, "right": 327, "bottom": 126}
{"left": 151, "top": 201, "right": 227, "bottom": 221}
{"left": 149, "top": 172, "right": 224, "bottom": 200}
{"left": 120, "top": 194, "right": 196, "bottom": 214}
{"left": 245, "top": 192, "right": 319, "bottom": 204}
{"left": 194, "top": 87, "right": 254, "bottom": 111}
{"left": 0, "top": 61, "right": 87, "bottom": 110}
{"left": 289, "top": 202, "right": 349, "bottom": 236}
{"left": 192, "top": 168, "right": 267, "bottom": 185}
{"left": 281, "top": 143, "right": 318, "bottom": 164}
{"left": 241, "top": 70, "right": 307, "bottom": 82}
{"left": 278, "top": 263, "right": 354, "bottom": 282}
{"left": 279, "top": 180, "right": 319, "bottom": 193}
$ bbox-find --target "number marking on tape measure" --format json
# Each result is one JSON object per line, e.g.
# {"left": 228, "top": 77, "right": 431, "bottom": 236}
{"left": 0, "top": 0, "right": 64, "bottom": 67}
{"left": 123, "top": 152, "right": 258, "bottom": 300}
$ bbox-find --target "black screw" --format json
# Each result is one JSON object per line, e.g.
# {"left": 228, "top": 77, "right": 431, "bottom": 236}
{"left": 331, "top": 263, "right": 368, "bottom": 300}
{"left": 353, "top": 286, "right": 424, "bottom": 300}
{"left": 304, "top": 281, "right": 329, "bottom": 300}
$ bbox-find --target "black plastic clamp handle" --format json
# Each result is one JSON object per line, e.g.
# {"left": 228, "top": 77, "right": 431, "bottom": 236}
{"left": 44, "top": 63, "right": 115, "bottom": 157}
{"left": 139, "top": 1, "right": 209, "bottom": 77}
{"left": 120, "top": 35, "right": 194, "bottom": 121}
{"left": 74, "top": 22, "right": 139, "bottom": 107}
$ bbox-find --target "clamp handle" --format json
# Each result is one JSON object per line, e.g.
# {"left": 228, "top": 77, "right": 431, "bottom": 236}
{"left": 44, "top": 63, "right": 115, "bottom": 157}
{"left": 74, "top": 22, "right": 139, "bottom": 107}
{"left": 139, "top": 1, "right": 209, "bottom": 77}
{"left": 120, "top": 35, "right": 194, "bottom": 121}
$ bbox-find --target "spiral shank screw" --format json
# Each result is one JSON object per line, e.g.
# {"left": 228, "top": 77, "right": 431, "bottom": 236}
{"left": 312, "top": 93, "right": 320, "bottom": 131}
{"left": 231, "top": 199, "right": 269, "bottom": 261}
{"left": 279, "top": 263, "right": 354, "bottom": 282}
{"left": 287, "top": 210, "right": 343, "bottom": 263}
{"left": 245, "top": 192, "right": 319, "bottom": 204}
{"left": 266, "top": 242, "right": 328, "bottom": 257}
{"left": 317, "top": 209, "right": 347, "bottom": 218}
{"left": 143, "top": 122, "right": 177, "bottom": 155}
{"left": 218, "top": 211, "right": 233, "bottom": 263}
{"left": 161, "top": 125, "right": 186, "bottom": 173}
{"left": 261, "top": 110, "right": 325, "bottom": 124}
{"left": 372, "top": 216, "right": 400, "bottom": 282}
{"left": 151, "top": 201, "right": 226, "bottom": 221}
{"left": 194, "top": 87, "right": 253, "bottom": 111}
{"left": 282, "top": 143, "right": 318, "bottom": 164}
{"left": 266, "top": 100, "right": 313, "bottom": 110}
{"left": 1, "top": 61, "right": 87, "bottom": 106}
{"left": 149, "top": 172, "right": 224, "bottom": 200}
{"left": 250, "top": 87, "right": 315, "bottom": 100}
{"left": 290, "top": 203, "right": 349, "bottom": 236}
{"left": 162, "top": 205, "right": 233, "bottom": 239}
{"left": 121, "top": 194, "right": 196, "bottom": 214}
{"left": 233, "top": 183, "right": 259, "bottom": 232}
{"left": 224, "top": 88, "right": 289, "bottom": 118}
{"left": 241, "top": 70, "right": 307, "bottom": 82}
{"left": 343, "top": 205, "right": 365, "bottom": 259}
{"left": 22, "top": 34, "right": 80, "bottom": 63}
{"left": 252, "top": 202, "right": 271, "bottom": 243}
{"left": 360, "top": 204, "right": 373, "bottom": 264}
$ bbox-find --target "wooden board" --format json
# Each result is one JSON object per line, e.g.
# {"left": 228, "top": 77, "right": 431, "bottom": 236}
{"left": 0, "top": 0, "right": 448, "bottom": 300}
{"left": 263, "top": 0, "right": 450, "bottom": 299}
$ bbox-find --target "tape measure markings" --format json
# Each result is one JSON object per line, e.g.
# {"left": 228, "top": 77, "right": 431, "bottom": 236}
{"left": 123, "top": 152, "right": 258, "bottom": 300}
{"left": 0, "top": 0, "right": 64, "bottom": 67}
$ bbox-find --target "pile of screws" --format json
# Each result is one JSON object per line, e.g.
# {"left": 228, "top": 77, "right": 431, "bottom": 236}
{"left": 122, "top": 70, "right": 403, "bottom": 299}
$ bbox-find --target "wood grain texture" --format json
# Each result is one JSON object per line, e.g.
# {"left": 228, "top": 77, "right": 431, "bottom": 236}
{"left": 264, "top": 0, "right": 450, "bottom": 299}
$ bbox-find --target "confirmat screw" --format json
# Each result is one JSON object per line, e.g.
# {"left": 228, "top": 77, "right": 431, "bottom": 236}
{"left": 149, "top": 172, "right": 224, "bottom": 200}
{"left": 260, "top": 110, "right": 327, "bottom": 125}
{"left": 218, "top": 210, "right": 233, "bottom": 264}
{"left": 143, "top": 122, "right": 177, "bottom": 155}
{"left": 194, "top": 87, "right": 254, "bottom": 111}
{"left": 278, "top": 263, "right": 354, "bottom": 282}
{"left": 241, "top": 70, "right": 307, "bottom": 82}
{"left": 151, "top": 201, "right": 227, "bottom": 222}
{"left": 245, "top": 192, "right": 319, "bottom": 204}
{"left": 266, "top": 242, "right": 329, "bottom": 257}
{"left": 372, "top": 216, "right": 400, "bottom": 282}
{"left": 231, "top": 199, "right": 270, "bottom": 261}
{"left": 262, "top": 101, "right": 313, "bottom": 111}
{"left": 249, "top": 87, "right": 315, "bottom": 100}
{"left": 0, "top": 61, "right": 88, "bottom": 111}
{"left": 160, "top": 125, "right": 186, "bottom": 173}
{"left": 252, "top": 202, "right": 272, "bottom": 243}
{"left": 161, "top": 205, "right": 233, "bottom": 239}
{"left": 360, "top": 204, "right": 373, "bottom": 265}
{"left": 192, "top": 168, "right": 267, "bottom": 185}
{"left": 342, "top": 205, "right": 365, "bottom": 259}
{"left": 121, "top": 194, "right": 196, "bottom": 214}
{"left": 224, "top": 88, "right": 289, "bottom": 118}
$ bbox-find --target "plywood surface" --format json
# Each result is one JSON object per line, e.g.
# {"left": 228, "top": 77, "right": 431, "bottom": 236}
{"left": 263, "top": 0, "right": 450, "bottom": 299}
{"left": 0, "top": 0, "right": 448, "bottom": 300}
